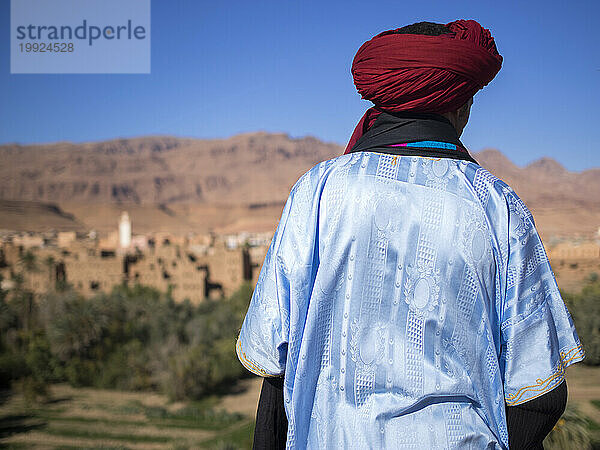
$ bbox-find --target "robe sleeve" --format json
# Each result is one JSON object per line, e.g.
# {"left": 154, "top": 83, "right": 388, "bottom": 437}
{"left": 236, "top": 192, "right": 294, "bottom": 377}
{"left": 499, "top": 188, "right": 584, "bottom": 406}
{"left": 236, "top": 170, "right": 317, "bottom": 377}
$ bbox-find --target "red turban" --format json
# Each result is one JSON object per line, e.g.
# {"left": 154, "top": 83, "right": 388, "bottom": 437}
{"left": 344, "top": 20, "right": 502, "bottom": 153}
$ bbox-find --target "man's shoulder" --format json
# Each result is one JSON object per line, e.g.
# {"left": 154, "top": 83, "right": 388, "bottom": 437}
{"left": 290, "top": 153, "right": 355, "bottom": 193}
{"left": 461, "top": 162, "right": 522, "bottom": 201}
{"left": 462, "top": 162, "right": 507, "bottom": 194}
{"left": 460, "top": 162, "right": 535, "bottom": 226}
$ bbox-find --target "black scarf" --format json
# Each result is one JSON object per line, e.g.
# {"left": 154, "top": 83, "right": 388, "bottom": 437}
{"left": 348, "top": 110, "right": 477, "bottom": 164}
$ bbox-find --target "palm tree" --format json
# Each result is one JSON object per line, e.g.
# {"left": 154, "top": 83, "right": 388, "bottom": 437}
{"left": 10, "top": 289, "right": 35, "bottom": 332}
{"left": 19, "top": 250, "right": 39, "bottom": 273}
{"left": 12, "top": 272, "right": 24, "bottom": 291}
{"left": 543, "top": 404, "right": 592, "bottom": 450}
{"left": 43, "top": 255, "right": 56, "bottom": 291}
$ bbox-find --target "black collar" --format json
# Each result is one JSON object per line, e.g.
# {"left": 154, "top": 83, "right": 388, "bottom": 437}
{"left": 348, "top": 110, "right": 477, "bottom": 164}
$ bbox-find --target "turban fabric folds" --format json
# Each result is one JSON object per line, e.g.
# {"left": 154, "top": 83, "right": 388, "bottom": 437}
{"left": 345, "top": 19, "right": 503, "bottom": 153}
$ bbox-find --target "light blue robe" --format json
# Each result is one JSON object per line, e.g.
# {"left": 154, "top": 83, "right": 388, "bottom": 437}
{"left": 236, "top": 151, "right": 584, "bottom": 449}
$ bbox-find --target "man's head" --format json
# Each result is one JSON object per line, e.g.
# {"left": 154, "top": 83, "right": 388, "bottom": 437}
{"left": 391, "top": 21, "right": 475, "bottom": 136}
{"left": 345, "top": 19, "right": 500, "bottom": 150}
{"left": 392, "top": 21, "right": 452, "bottom": 37}
{"left": 441, "top": 96, "right": 473, "bottom": 137}
{"left": 388, "top": 21, "right": 476, "bottom": 136}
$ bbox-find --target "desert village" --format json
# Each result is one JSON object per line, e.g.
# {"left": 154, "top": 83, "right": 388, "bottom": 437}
{"left": 0, "top": 210, "right": 599, "bottom": 302}
{"left": 0, "top": 211, "right": 271, "bottom": 303}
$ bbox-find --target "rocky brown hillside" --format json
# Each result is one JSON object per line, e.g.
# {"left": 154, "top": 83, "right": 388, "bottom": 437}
{"left": 0, "top": 134, "right": 598, "bottom": 238}
{"left": 0, "top": 133, "right": 341, "bottom": 206}
{"left": 475, "top": 149, "right": 600, "bottom": 210}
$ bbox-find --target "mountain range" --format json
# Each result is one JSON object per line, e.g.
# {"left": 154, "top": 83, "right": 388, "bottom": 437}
{"left": 1, "top": 134, "right": 598, "bottom": 239}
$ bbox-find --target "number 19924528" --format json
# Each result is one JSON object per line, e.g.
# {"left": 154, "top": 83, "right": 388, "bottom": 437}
{"left": 19, "top": 42, "right": 74, "bottom": 52}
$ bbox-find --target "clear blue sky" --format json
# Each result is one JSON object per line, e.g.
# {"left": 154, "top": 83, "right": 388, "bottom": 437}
{"left": 1, "top": 0, "right": 598, "bottom": 171}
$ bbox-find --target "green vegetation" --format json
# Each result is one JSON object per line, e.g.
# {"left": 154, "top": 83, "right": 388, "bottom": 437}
{"left": 0, "top": 273, "right": 256, "bottom": 448}
{"left": 543, "top": 404, "right": 594, "bottom": 450}
{"left": 0, "top": 273, "right": 253, "bottom": 401}
{"left": 563, "top": 279, "right": 600, "bottom": 366}
{"left": 0, "top": 383, "right": 254, "bottom": 449}
{"left": 201, "top": 421, "right": 255, "bottom": 449}
{"left": 1, "top": 257, "right": 599, "bottom": 448}
{"left": 549, "top": 278, "right": 600, "bottom": 449}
